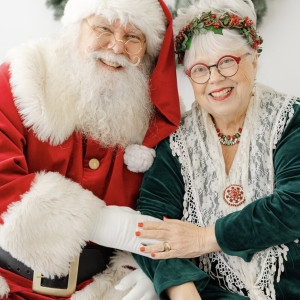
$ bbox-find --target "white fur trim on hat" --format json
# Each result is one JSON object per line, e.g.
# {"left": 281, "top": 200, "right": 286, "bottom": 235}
{"left": 124, "top": 144, "right": 156, "bottom": 173}
{"left": 62, "top": 0, "right": 167, "bottom": 59}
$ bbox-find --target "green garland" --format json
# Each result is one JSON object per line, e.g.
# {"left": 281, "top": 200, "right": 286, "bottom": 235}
{"left": 170, "top": 0, "right": 266, "bottom": 27}
{"left": 175, "top": 11, "right": 263, "bottom": 64}
{"left": 46, "top": 0, "right": 267, "bottom": 25}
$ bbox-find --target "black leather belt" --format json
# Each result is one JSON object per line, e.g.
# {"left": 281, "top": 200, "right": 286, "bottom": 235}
{"left": 0, "top": 245, "right": 114, "bottom": 296}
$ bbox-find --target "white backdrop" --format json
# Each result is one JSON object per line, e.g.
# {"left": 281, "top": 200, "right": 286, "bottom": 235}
{"left": 0, "top": 1, "right": 60, "bottom": 54}
{"left": 0, "top": 0, "right": 299, "bottom": 109}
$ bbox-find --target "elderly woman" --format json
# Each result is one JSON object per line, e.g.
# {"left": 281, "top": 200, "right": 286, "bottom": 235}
{"left": 133, "top": 0, "right": 300, "bottom": 299}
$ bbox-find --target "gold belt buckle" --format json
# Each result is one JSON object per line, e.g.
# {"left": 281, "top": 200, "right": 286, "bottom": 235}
{"left": 32, "top": 256, "right": 79, "bottom": 297}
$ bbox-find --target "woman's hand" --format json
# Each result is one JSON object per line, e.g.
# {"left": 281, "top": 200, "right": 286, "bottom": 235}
{"left": 136, "top": 218, "right": 221, "bottom": 259}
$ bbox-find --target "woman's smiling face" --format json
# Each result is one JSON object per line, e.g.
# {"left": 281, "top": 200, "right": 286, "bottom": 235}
{"left": 188, "top": 48, "right": 257, "bottom": 120}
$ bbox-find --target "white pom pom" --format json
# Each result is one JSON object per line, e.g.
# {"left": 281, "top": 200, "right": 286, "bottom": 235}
{"left": 0, "top": 275, "right": 10, "bottom": 299}
{"left": 124, "top": 145, "right": 156, "bottom": 173}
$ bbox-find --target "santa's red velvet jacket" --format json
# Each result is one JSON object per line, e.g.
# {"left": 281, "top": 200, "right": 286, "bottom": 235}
{"left": 0, "top": 63, "right": 143, "bottom": 213}
{"left": 0, "top": 60, "right": 146, "bottom": 298}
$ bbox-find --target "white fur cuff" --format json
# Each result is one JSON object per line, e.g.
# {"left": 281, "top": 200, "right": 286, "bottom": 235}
{"left": 124, "top": 144, "right": 156, "bottom": 173}
{"left": 0, "top": 275, "right": 9, "bottom": 299}
{"left": 0, "top": 172, "right": 105, "bottom": 278}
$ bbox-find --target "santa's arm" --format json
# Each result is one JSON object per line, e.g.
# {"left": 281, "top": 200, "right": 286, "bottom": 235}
{"left": 0, "top": 171, "right": 105, "bottom": 279}
{"left": 0, "top": 125, "right": 158, "bottom": 280}
{"left": 0, "top": 63, "right": 159, "bottom": 281}
{"left": 0, "top": 67, "right": 106, "bottom": 278}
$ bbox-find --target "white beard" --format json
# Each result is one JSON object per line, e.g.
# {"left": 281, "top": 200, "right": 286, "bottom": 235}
{"left": 59, "top": 38, "right": 153, "bottom": 148}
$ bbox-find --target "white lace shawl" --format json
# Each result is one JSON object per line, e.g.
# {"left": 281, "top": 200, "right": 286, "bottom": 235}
{"left": 170, "top": 83, "right": 299, "bottom": 299}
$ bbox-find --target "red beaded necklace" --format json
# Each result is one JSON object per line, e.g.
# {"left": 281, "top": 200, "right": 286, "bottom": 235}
{"left": 210, "top": 115, "right": 243, "bottom": 146}
{"left": 216, "top": 128, "right": 242, "bottom": 146}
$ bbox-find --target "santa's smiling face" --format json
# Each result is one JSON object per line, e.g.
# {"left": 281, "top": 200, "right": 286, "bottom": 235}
{"left": 59, "top": 15, "right": 153, "bottom": 148}
{"left": 78, "top": 14, "right": 147, "bottom": 69}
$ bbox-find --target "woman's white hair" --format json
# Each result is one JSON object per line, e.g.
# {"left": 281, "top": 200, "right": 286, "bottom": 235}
{"left": 173, "top": 0, "right": 258, "bottom": 70}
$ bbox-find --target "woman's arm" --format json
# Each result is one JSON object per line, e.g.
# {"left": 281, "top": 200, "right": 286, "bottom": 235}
{"left": 215, "top": 103, "right": 300, "bottom": 261}
{"left": 138, "top": 103, "right": 300, "bottom": 264}
{"left": 133, "top": 138, "right": 209, "bottom": 299}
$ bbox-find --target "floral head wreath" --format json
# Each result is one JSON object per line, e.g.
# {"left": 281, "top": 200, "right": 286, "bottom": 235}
{"left": 175, "top": 11, "right": 263, "bottom": 64}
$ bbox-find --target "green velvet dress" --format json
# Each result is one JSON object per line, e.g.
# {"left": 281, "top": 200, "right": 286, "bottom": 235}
{"left": 133, "top": 89, "right": 300, "bottom": 300}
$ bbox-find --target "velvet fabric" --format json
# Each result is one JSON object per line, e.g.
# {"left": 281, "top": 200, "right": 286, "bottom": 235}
{"left": 142, "top": 0, "right": 181, "bottom": 149}
{"left": 133, "top": 103, "right": 300, "bottom": 299}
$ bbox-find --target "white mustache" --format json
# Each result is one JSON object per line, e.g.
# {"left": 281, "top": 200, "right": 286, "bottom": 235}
{"left": 86, "top": 49, "right": 141, "bottom": 68}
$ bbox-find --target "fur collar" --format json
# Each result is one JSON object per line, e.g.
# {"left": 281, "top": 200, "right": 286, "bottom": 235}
{"left": 6, "top": 38, "right": 78, "bottom": 146}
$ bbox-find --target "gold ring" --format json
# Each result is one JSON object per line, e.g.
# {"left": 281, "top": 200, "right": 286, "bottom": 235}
{"left": 163, "top": 242, "right": 171, "bottom": 252}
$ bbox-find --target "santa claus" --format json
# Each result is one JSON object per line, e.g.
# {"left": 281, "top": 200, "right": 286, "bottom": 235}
{"left": 0, "top": 0, "right": 180, "bottom": 299}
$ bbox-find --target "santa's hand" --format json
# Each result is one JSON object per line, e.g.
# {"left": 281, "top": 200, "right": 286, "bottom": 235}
{"left": 90, "top": 206, "right": 161, "bottom": 257}
{"left": 115, "top": 268, "right": 158, "bottom": 300}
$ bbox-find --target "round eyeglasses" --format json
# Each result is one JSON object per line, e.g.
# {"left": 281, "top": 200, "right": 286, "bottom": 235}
{"left": 86, "top": 20, "right": 145, "bottom": 56}
{"left": 185, "top": 53, "right": 250, "bottom": 84}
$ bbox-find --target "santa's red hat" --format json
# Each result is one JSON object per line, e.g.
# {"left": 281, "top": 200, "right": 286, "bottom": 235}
{"left": 63, "top": 0, "right": 181, "bottom": 172}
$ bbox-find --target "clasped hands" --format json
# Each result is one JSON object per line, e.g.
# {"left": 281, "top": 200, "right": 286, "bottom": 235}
{"left": 135, "top": 217, "right": 220, "bottom": 259}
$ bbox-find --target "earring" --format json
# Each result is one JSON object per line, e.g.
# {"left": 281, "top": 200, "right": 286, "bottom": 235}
{"left": 251, "top": 78, "right": 257, "bottom": 97}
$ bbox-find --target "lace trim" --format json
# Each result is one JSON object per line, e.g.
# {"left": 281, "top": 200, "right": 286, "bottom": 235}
{"left": 170, "top": 130, "right": 204, "bottom": 226}
{"left": 199, "top": 244, "right": 289, "bottom": 300}
{"left": 201, "top": 253, "right": 246, "bottom": 295}
{"left": 253, "top": 245, "right": 289, "bottom": 299}
{"left": 271, "top": 96, "right": 300, "bottom": 149}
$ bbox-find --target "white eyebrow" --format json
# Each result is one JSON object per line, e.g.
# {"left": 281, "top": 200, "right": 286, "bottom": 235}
{"left": 92, "top": 20, "right": 144, "bottom": 36}
{"left": 129, "top": 28, "right": 142, "bottom": 34}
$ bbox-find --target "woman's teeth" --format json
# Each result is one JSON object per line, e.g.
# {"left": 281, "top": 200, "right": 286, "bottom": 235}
{"left": 210, "top": 88, "right": 233, "bottom": 98}
{"left": 100, "top": 58, "right": 122, "bottom": 68}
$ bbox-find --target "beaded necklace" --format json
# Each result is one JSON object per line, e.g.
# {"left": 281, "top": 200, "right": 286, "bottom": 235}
{"left": 216, "top": 128, "right": 242, "bottom": 146}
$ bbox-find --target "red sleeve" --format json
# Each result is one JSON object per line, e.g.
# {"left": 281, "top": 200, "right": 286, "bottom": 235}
{"left": 0, "top": 64, "right": 107, "bottom": 279}
{"left": 0, "top": 63, "right": 36, "bottom": 223}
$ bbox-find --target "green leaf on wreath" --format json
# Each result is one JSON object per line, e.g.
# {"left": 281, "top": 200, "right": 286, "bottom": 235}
{"left": 207, "top": 25, "right": 223, "bottom": 35}
{"left": 186, "top": 38, "right": 192, "bottom": 50}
